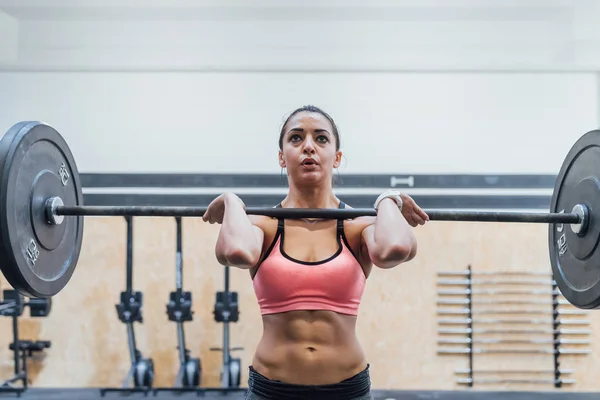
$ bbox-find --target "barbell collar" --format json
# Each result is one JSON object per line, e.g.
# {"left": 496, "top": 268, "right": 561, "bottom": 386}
{"left": 48, "top": 198, "right": 583, "bottom": 223}
{"left": 570, "top": 203, "right": 589, "bottom": 235}
{"left": 45, "top": 196, "right": 64, "bottom": 225}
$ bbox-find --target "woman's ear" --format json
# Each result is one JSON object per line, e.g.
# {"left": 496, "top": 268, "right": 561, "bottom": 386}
{"left": 333, "top": 150, "right": 342, "bottom": 169}
{"left": 278, "top": 150, "right": 286, "bottom": 168}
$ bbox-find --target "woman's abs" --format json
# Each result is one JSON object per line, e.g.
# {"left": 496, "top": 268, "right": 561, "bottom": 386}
{"left": 251, "top": 311, "right": 367, "bottom": 385}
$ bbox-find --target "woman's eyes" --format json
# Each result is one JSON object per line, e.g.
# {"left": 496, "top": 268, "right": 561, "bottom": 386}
{"left": 290, "top": 134, "right": 328, "bottom": 143}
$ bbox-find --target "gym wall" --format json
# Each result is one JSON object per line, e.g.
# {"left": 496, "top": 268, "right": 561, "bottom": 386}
{"left": 1, "top": 1, "right": 600, "bottom": 393}
{"left": 0, "top": 72, "right": 597, "bottom": 175}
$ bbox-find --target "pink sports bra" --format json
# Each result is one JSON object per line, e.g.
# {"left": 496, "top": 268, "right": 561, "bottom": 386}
{"left": 252, "top": 202, "right": 367, "bottom": 316}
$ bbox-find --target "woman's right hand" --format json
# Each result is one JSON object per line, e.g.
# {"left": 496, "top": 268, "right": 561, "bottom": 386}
{"left": 202, "top": 192, "right": 245, "bottom": 224}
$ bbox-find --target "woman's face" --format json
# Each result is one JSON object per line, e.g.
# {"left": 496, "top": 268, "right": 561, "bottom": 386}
{"left": 279, "top": 111, "right": 342, "bottom": 185}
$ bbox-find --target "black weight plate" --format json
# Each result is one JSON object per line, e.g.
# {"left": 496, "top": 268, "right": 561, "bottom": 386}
{"left": 549, "top": 129, "right": 600, "bottom": 309}
{"left": 0, "top": 122, "right": 30, "bottom": 292}
{"left": 0, "top": 122, "right": 84, "bottom": 298}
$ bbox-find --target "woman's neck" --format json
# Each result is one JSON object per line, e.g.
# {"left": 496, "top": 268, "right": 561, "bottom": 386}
{"left": 282, "top": 183, "right": 339, "bottom": 209}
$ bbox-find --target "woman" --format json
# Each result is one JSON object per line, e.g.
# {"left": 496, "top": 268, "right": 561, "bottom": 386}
{"left": 203, "top": 105, "right": 429, "bottom": 399}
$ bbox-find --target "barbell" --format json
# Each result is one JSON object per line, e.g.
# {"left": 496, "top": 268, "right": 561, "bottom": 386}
{"left": 0, "top": 121, "right": 598, "bottom": 309}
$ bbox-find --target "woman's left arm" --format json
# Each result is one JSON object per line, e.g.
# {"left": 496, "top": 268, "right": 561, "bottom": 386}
{"left": 360, "top": 193, "right": 428, "bottom": 269}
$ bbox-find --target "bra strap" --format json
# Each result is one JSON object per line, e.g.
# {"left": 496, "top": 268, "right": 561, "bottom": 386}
{"left": 274, "top": 202, "right": 285, "bottom": 230}
{"left": 337, "top": 201, "right": 346, "bottom": 234}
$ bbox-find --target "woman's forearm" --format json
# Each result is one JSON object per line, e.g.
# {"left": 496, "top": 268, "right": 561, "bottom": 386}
{"left": 367, "top": 198, "right": 417, "bottom": 267}
{"left": 216, "top": 194, "right": 263, "bottom": 268}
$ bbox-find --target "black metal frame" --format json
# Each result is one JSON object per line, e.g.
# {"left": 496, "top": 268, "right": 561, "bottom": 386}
{"left": 210, "top": 266, "right": 243, "bottom": 388}
{"left": 170, "top": 216, "right": 201, "bottom": 388}
{"left": 552, "top": 280, "right": 561, "bottom": 388}
{"left": 99, "top": 216, "right": 153, "bottom": 395}
{"left": 0, "top": 311, "right": 27, "bottom": 395}
{"left": 0, "top": 292, "right": 51, "bottom": 395}
{"left": 466, "top": 265, "right": 474, "bottom": 388}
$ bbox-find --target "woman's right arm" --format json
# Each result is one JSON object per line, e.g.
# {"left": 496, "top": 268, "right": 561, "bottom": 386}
{"left": 207, "top": 193, "right": 264, "bottom": 269}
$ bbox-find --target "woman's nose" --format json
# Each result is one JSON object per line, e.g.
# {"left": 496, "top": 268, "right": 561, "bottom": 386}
{"left": 302, "top": 137, "right": 315, "bottom": 153}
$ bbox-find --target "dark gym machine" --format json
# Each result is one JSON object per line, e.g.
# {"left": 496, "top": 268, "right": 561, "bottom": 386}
{"left": 211, "top": 266, "right": 242, "bottom": 388}
{"left": 166, "top": 217, "right": 202, "bottom": 388}
{"left": 0, "top": 289, "right": 52, "bottom": 395}
{"left": 100, "top": 216, "right": 154, "bottom": 396}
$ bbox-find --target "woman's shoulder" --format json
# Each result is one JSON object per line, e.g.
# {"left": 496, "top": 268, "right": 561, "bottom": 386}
{"left": 248, "top": 214, "right": 278, "bottom": 230}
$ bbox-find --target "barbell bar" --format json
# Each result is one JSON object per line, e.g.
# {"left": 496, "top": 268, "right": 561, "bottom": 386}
{"left": 1, "top": 121, "right": 600, "bottom": 306}
{"left": 49, "top": 202, "right": 583, "bottom": 223}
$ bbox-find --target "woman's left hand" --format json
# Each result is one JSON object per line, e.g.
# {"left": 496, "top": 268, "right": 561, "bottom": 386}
{"left": 400, "top": 194, "right": 429, "bottom": 227}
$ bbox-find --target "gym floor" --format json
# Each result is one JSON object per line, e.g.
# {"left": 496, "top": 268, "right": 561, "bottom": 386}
{"left": 4, "top": 388, "right": 600, "bottom": 400}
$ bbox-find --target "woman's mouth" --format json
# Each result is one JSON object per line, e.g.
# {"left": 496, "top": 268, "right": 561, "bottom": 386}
{"left": 301, "top": 159, "right": 318, "bottom": 168}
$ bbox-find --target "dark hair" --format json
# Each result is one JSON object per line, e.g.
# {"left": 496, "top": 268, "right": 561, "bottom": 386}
{"left": 279, "top": 105, "right": 340, "bottom": 151}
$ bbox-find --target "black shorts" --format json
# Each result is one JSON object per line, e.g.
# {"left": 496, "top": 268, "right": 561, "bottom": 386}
{"left": 244, "top": 364, "right": 373, "bottom": 400}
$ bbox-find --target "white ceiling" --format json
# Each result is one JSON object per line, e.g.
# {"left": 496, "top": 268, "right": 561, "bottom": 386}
{"left": 0, "top": 0, "right": 578, "bottom": 20}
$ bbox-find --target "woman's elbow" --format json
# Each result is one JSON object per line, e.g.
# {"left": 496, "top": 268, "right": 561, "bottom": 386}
{"left": 216, "top": 245, "right": 261, "bottom": 269}
{"left": 371, "top": 240, "right": 417, "bottom": 269}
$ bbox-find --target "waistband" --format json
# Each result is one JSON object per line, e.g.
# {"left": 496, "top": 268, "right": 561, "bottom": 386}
{"left": 247, "top": 365, "right": 371, "bottom": 400}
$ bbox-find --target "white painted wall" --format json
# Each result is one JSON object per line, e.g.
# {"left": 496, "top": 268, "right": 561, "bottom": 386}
{"left": 0, "top": 6, "right": 584, "bottom": 71}
{"left": 0, "top": 10, "right": 17, "bottom": 63}
{"left": 0, "top": 71, "right": 595, "bottom": 175}
{"left": 0, "top": 1, "right": 598, "bottom": 175}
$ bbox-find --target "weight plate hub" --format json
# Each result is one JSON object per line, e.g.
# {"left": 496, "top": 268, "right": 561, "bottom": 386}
{"left": 0, "top": 122, "right": 84, "bottom": 298}
{"left": 550, "top": 129, "right": 600, "bottom": 309}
